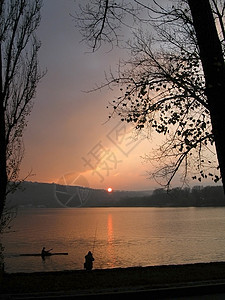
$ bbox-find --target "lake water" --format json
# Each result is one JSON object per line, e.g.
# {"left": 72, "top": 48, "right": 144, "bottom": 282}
{"left": 2, "top": 207, "right": 225, "bottom": 273}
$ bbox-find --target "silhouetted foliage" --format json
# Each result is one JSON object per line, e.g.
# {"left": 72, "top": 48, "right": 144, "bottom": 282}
{"left": 74, "top": 0, "right": 225, "bottom": 191}
{"left": 0, "top": 0, "right": 44, "bottom": 230}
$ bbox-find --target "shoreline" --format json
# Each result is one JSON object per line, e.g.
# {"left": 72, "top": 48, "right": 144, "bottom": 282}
{"left": 2, "top": 262, "right": 225, "bottom": 295}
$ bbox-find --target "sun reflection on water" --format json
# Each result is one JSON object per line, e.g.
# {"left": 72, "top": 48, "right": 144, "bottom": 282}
{"left": 107, "top": 214, "right": 116, "bottom": 268}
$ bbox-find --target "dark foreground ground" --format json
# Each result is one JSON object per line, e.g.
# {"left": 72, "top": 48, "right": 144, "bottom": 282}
{"left": 2, "top": 262, "right": 225, "bottom": 298}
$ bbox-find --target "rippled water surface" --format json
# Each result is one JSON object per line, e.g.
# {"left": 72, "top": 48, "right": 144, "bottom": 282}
{"left": 2, "top": 207, "right": 225, "bottom": 273}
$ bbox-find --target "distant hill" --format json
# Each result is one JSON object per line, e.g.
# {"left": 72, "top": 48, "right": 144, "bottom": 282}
{"left": 6, "top": 182, "right": 225, "bottom": 208}
{"left": 6, "top": 181, "right": 153, "bottom": 208}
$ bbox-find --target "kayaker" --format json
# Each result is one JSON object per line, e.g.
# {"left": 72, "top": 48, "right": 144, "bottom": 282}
{"left": 41, "top": 247, "right": 52, "bottom": 257}
{"left": 84, "top": 251, "right": 94, "bottom": 270}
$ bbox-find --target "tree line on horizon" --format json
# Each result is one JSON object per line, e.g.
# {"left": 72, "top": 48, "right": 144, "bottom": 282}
{"left": 120, "top": 185, "right": 225, "bottom": 207}
{"left": 6, "top": 181, "right": 225, "bottom": 208}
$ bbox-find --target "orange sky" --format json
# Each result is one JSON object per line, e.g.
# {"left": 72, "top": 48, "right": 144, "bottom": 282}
{"left": 19, "top": 0, "right": 218, "bottom": 191}
{"left": 18, "top": 0, "right": 155, "bottom": 191}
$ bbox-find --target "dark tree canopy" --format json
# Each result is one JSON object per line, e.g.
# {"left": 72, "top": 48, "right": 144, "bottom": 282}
{"left": 0, "top": 0, "right": 44, "bottom": 230}
{"left": 75, "top": 0, "right": 225, "bottom": 190}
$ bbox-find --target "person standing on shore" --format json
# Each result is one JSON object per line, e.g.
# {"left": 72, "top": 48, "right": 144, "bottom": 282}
{"left": 84, "top": 251, "right": 94, "bottom": 270}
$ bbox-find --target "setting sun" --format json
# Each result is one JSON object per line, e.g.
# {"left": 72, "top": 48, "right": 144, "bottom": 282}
{"left": 107, "top": 187, "right": 113, "bottom": 193}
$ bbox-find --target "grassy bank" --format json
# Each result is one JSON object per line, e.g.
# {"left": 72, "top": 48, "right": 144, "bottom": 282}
{"left": 1, "top": 262, "right": 225, "bottom": 295}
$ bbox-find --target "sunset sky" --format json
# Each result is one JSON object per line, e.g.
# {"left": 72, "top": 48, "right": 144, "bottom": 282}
{"left": 19, "top": 0, "right": 217, "bottom": 191}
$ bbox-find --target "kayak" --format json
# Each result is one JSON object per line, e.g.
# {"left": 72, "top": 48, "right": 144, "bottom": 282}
{"left": 20, "top": 252, "right": 68, "bottom": 256}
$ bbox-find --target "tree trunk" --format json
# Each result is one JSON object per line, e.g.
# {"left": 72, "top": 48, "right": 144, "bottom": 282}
{"left": 0, "top": 102, "right": 7, "bottom": 219}
{"left": 188, "top": 0, "right": 225, "bottom": 193}
{"left": 0, "top": 45, "right": 7, "bottom": 219}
